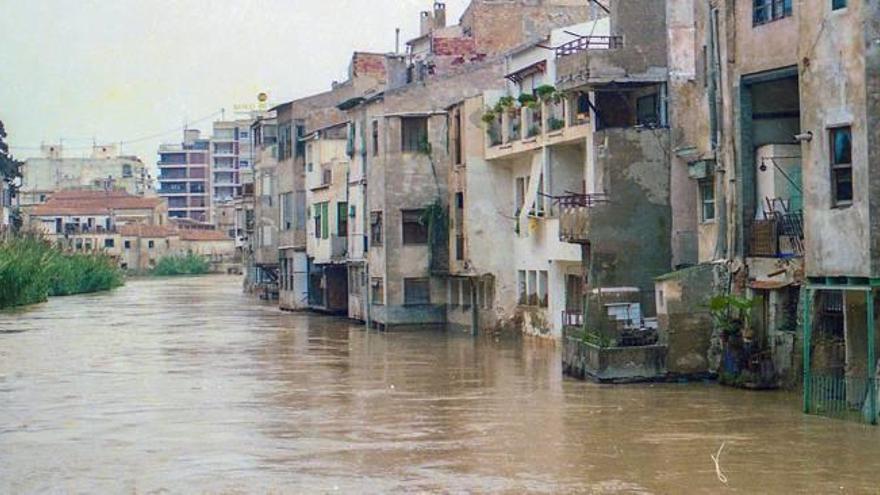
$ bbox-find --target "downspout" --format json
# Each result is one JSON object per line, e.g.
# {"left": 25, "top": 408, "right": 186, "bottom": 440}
{"left": 364, "top": 114, "right": 372, "bottom": 330}
{"left": 710, "top": 4, "right": 729, "bottom": 261}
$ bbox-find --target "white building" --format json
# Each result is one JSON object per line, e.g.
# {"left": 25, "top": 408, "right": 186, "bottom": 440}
{"left": 20, "top": 144, "right": 154, "bottom": 206}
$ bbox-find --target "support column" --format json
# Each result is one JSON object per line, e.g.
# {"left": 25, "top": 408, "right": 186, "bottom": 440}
{"left": 803, "top": 287, "right": 814, "bottom": 414}
{"left": 867, "top": 289, "right": 876, "bottom": 424}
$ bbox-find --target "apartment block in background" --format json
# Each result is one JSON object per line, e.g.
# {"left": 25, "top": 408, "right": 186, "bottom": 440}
{"left": 157, "top": 129, "right": 211, "bottom": 222}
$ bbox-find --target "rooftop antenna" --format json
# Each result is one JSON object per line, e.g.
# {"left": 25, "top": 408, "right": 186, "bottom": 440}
{"left": 395, "top": 28, "right": 400, "bottom": 54}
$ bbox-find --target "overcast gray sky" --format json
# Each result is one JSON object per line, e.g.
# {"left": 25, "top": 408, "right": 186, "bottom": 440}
{"left": 0, "top": 0, "right": 469, "bottom": 164}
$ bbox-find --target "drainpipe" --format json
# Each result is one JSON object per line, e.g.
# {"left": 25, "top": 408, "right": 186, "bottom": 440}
{"left": 363, "top": 118, "right": 372, "bottom": 331}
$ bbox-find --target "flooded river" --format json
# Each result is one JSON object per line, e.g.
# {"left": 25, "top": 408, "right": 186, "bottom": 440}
{"left": 1, "top": 276, "right": 879, "bottom": 493}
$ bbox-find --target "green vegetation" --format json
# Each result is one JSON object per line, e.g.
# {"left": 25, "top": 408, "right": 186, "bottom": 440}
{"left": 517, "top": 93, "right": 537, "bottom": 107}
{"left": 494, "top": 96, "right": 517, "bottom": 114}
{"left": 707, "top": 293, "right": 755, "bottom": 338}
{"left": 548, "top": 117, "right": 566, "bottom": 131}
{"left": 534, "top": 84, "right": 559, "bottom": 102}
{"left": 481, "top": 109, "right": 498, "bottom": 125}
{"left": 0, "top": 233, "right": 123, "bottom": 309}
{"left": 152, "top": 252, "right": 211, "bottom": 277}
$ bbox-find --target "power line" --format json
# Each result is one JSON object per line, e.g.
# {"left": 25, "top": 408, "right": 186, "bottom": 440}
{"left": 8, "top": 109, "right": 223, "bottom": 152}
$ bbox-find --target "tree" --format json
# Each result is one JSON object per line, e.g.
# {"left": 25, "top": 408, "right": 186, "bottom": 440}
{"left": 0, "top": 119, "right": 23, "bottom": 185}
{"left": 1, "top": 119, "right": 24, "bottom": 230}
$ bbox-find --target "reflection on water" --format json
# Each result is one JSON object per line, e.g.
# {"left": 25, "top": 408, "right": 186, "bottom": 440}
{"left": 1, "top": 276, "right": 879, "bottom": 493}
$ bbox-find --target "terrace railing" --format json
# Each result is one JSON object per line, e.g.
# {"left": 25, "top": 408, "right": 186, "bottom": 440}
{"left": 555, "top": 35, "right": 623, "bottom": 58}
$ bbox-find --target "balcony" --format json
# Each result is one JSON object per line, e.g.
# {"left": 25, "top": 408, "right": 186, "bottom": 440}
{"left": 558, "top": 193, "right": 610, "bottom": 244}
{"left": 485, "top": 97, "right": 591, "bottom": 161}
{"left": 555, "top": 35, "right": 623, "bottom": 57}
{"left": 555, "top": 0, "right": 667, "bottom": 89}
{"left": 749, "top": 211, "right": 804, "bottom": 258}
{"left": 312, "top": 234, "right": 347, "bottom": 264}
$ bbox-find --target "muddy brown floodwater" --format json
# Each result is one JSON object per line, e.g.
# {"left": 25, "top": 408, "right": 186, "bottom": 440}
{"left": 2, "top": 276, "right": 880, "bottom": 494}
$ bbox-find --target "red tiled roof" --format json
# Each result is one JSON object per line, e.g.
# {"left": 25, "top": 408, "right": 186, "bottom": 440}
{"left": 179, "top": 229, "right": 232, "bottom": 241}
{"left": 30, "top": 190, "right": 163, "bottom": 216}
{"left": 117, "top": 224, "right": 178, "bottom": 238}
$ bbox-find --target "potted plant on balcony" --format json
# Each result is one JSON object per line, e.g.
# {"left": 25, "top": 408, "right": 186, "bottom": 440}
{"left": 548, "top": 117, "right": 566, "bottom": 131}
{"left": 494, "top": 96, "right": 517, "bottom": 115}
{"left": 535, "top": 84, "right": 559, "bottom": 103}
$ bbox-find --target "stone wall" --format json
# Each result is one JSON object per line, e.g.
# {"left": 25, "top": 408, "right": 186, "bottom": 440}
{"left": 562, "top": 328, "right": 668, "bottom": 382}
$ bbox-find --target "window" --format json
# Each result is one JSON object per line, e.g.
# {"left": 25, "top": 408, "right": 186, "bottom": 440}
{"left": 753, "top": 0, "right": 792, "bottom": 26}
{"left": 483, "top": 278, "right": 494, "bottom": 309}
{"left": 371, "top": 120, "right": 379, "bottom": 156}
{"left": 538, "top": 271, "right": 548, "bottom": 308}
{"left": 148, "top": 240, "right": 155, "bottom": 249}
{"left": 830, "top": 126, "right": 852, "bottom": 206}
{"left": 370, "top": 211, "right": 383, "bottom": 246}
{"left": 528, "top": 271, "right": 538, "bottom": 306}
{"left": 831, "top": 0, "right": 846, "bottom": 10}
{"left": 122, "top": 164, "right": 133, "bottom": 178}
{"left": 700, "top": 178, "right": 716, "bottom": 222}
{"left": 449, "top": 278, "right": 461, "bottom": 307}
{"left": 455, "top": 192, "right": 464, "bottom": 261}
{"left": 278, "top": 123, "right": 293, "bottom": 160}
{"left": 321, "top": 167, "right": 332, "bottom": 186}
{"left": 518, "top": 270, "right": 527, "bottom": 305}
{"left": 314, "top": 202, "right": 330, "bottom": 239}
{"left": 281, "top": 192, "right": 293, "bottom": 230}
{"left": 124, "top": 240, "right": 131, "bottom": 249}
{"left": 337, "top": 202, "right": 348, "bottom": 236}
{"left": 515, "top": 177, "right": 528, "bottom": 214}
{"left": 401, "top": 117, "right": 428, "bottom": 152}
{"left": 452, "top": 109, "right": 462, "bottom": 165}
{"left": 104, "top": 238, "right": 115, "bottom": 248}
{"left": 404, "top": 278, "right": 431, "bottom": 305}
{"left": 371, "top": 277, "right": 384, "bottom": 305}
{"left": 461, "top": 278, "right": 472, "bottom": 308}
{"left": 402, "top": 209, "right": 428, "bottom": 244}
{"left": 636, "top": 94, "right": 659, "bottom": 126}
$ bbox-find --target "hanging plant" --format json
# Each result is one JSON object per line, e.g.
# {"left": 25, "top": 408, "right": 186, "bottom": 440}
{"left": 420, "top": 200, "right": 449, "bottom": 273}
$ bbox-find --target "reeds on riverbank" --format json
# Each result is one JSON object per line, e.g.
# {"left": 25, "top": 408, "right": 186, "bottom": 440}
{"left": 0, "top": 232, "right": 124, "bottom": 309}
{"left": 152, "top": 252, "right": 211, "bottom": 277}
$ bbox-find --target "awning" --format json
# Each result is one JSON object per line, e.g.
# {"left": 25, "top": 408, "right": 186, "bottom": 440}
{"left": 505, "top": 61, "right": 546, "bottom": 83}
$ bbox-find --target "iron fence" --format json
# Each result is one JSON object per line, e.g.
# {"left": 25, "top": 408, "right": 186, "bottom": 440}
{"left": 806, "top": 374, "right": 877, "bottom": 424}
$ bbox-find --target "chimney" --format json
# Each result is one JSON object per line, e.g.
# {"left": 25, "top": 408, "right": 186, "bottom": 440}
{"left": 433, "top": 2, "right": 446, "bottom": 29}
{"left": 420, "top": 10, "right": 433, "bottom": 36}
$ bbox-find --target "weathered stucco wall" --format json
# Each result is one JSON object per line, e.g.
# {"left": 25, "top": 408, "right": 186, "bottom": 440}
{"left": 799, "top": 0, "right": 870, "bottom": 277}
{"left": 655, "top": 263, "right": 722, "bottom": 375}
{"left": 588, "top": 128, "right": 672, "bottom": 314}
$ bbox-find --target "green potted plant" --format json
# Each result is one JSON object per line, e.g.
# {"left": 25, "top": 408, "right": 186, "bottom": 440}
{"left": 535, "top": 84, "right": 558, "bottom": 102}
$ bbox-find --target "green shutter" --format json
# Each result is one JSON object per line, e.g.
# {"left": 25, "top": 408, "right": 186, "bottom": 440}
{"left": 321, "top": 202, "right": 329, "bottom": 239}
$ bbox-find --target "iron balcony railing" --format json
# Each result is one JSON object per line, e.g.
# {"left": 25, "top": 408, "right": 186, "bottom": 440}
{"left": 749, "top": 210, "right": 804, "bottom": 257}
{"left": 555, "top": 35, "right": 623, "bottom": 58}
{"left": 555, "top": 192, "right": 610, "bottom": 209}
